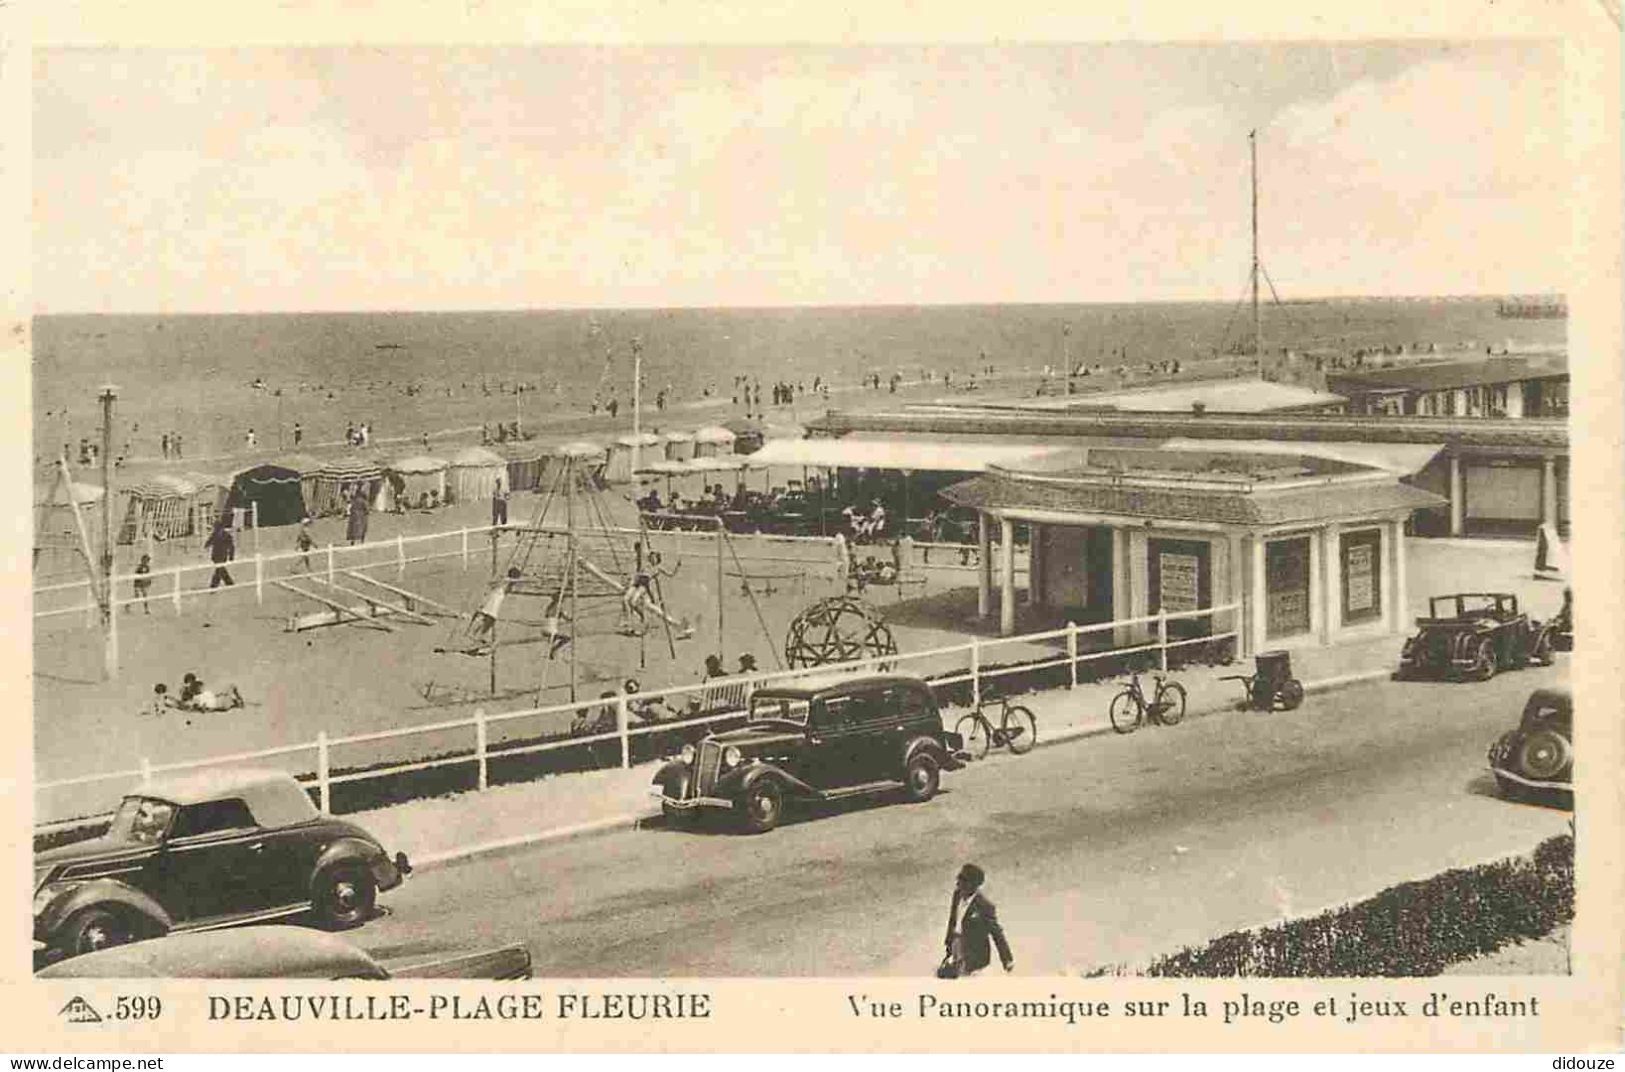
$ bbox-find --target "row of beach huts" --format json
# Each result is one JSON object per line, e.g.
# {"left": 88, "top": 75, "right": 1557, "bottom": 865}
{"left": 37, "top": 424, "right": 766, "bottom": 547}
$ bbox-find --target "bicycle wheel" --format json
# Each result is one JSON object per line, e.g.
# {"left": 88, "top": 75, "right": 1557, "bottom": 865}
{"left": 1001, "top": 705, "right": 1038, "bottom": 754}
{"left": 1109, "top": 691, "right": 1142, "bottom": 734}
{"left": 1154, "top": 681, "right": 1187, "bottom": 726}
{"left": 955, "top": 713, "right": 991, "bottom": 760}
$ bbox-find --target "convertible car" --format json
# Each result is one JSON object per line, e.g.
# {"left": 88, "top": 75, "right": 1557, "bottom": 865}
{"left": 1397, "top": 593, "right": 1556, "bottom": 682}
{"left": 35, "top": 769, "right": 409, "bottom": 961}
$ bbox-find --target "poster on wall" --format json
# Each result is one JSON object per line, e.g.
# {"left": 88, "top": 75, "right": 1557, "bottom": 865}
{"left": 1346, "top": 543, "right": 1375, "bottom": 612}
{"left": 1159, "top": 552, "right": 1200, "bottom": 613}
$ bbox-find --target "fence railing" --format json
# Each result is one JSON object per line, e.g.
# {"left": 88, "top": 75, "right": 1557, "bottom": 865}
{"left": 33, "top": 517, "right": 1024, "bottom": 623}
{"left": 34, "top": 601, "right": 1235, "bottom": 833}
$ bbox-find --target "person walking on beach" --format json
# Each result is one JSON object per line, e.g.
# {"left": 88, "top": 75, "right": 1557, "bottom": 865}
{"left": 161, "top": 433, "right": 170, "bottom": 460}
{"left": 345, "top": 486, "right": 370, "bottom": 545}
{"left": 245, "top": 428, "right": 257, "bottom": 450}
{"left": 173, "top": 433, "right": 183, "bottom": 459}
{"left": 491, "top": 477, "right": 509, "bottom": 527}
{"left": 939, "top": 863, "right": 1013, "bottom": 978}
{"left": 295, "top": 519, "right": 316, "bottom": 571}
{"left": 204, "top": 522, "right": 236, "bottom": 588}
{"left": 293, "top": 422, "right": 303, "bottom": 446}
{"left": 130, "top": 553, "right": 153, "bottom": 613}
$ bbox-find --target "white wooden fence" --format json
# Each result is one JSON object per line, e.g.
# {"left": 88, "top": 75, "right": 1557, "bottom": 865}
{"left": 34, "top": 602, "right": 1236, "bottom": 832}
{"left": 33, "top": 518, "right": 1016, "bottom": 623}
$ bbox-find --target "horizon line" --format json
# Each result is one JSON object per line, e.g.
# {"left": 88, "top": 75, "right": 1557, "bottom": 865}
{"left": 34, "top": 291, "right": 1567, "bottom": 318}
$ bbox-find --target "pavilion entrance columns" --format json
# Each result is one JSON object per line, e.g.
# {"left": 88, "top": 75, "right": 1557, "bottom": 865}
{"left": 976, "top": 513, "right": 992, "bottom": 619}
{"left": 998, "top": 517, "right": 1016, "bottom": 636}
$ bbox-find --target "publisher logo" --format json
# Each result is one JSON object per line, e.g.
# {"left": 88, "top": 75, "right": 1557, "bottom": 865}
{"left": 59, "top": 997, "right": 104, "bottom": 1024}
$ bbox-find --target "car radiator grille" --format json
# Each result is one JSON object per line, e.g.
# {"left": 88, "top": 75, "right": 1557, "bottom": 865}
{"left": 694, "top": 741, "right": 723, "bottom": 797}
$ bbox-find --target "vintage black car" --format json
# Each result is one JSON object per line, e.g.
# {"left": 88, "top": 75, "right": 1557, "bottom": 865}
{"left": 34, "top": 769, "right": 409, "bottom": 961}
{"left": 38, "top": 926, "right": 530, "bottom": 980}
{"left": 650, "top": 672, "right": 963, "bottom": 833}
{"left": 1397, "top": 593, "right": 1556, "bottom": 681}
{"left": 1488, "top": 687, "right": 1573, "bottom": 799}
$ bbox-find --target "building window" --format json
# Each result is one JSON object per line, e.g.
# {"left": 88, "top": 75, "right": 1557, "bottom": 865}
{"left": 1488, "top": 386, "right": 1508, "bottom": 417}
{"left": 1264, "top": 536, "right": 1312, "bottom": 639}
{"left": 1340, "top": 528, "right": 1383, "bottom": 625}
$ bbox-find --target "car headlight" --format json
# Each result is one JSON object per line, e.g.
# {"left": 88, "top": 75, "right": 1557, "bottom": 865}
{"left": 722, "top": 746, "right": 743, "bottom": 769}
{"left": 679, "top": 743, "right": 697, "bottom": 764}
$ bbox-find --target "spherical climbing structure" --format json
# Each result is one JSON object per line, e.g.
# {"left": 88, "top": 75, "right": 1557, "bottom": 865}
{"left": 784, "top": 595, "right": 898, "bottom": 669}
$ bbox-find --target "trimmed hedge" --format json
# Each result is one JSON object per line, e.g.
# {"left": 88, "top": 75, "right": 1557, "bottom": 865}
{"left": 1130, "top": 834, "right": 1573, "bottom": 977}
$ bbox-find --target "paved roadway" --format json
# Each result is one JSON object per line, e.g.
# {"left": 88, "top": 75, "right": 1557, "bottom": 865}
{"left": 352, "top": 667, "right": 1572, "bottom": 977}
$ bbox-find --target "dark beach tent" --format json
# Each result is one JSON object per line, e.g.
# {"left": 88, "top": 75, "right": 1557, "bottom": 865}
{"left": 496, "top": 440, "right": 546, "bottom": 493}
{"left": 225, "top": 462, "right": 308, "bottom": 528}
{"left": 721, "top": 417, "right": 765, "bottom": 454}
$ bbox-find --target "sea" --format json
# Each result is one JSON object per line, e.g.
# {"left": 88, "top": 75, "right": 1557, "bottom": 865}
{"left": 32, "top": 299, "right": 1565, "bottom": 473}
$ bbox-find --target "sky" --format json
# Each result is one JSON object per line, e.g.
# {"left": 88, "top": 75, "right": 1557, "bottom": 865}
{"left": 32, "top": 41, "right": 1566, "bottom": 313}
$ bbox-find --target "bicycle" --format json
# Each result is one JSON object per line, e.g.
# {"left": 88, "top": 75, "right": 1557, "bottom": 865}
{"left": 954, "top": 694, "right": 1038, "bottom": 760}
{"left": 1109, "top": 669, "right": 1187, "bottom": 734}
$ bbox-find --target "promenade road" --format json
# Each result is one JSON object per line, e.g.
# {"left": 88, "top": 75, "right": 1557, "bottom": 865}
{"left": 349, "top": 665, "right": 1571, "bottom": 977}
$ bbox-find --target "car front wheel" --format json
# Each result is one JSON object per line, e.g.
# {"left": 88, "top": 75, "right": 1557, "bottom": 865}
{"left": 60, "top": 907, "right": 135, "bottom": 958}
{"left": 314, "top": 865, "right": 377, "bottom": 929}
{"left": 737, "top": 779, "right": 783, "bottom": 834}
{"left": 901, "top": 751, "right": 941, "bottom": 802}
{"left": 1466, "top": 638, "right": 1498, "bottom": 682}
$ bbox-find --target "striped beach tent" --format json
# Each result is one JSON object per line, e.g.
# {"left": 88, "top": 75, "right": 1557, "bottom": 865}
{"left": 662, "top": 430, "right": 695, "bottom": 462}
{"left": 496, "top": 440, "right": 547, "bottom": 493}
{"left": 117, "top": 474, "right": 201, "bottom": 543}
{"left": 387, "top": 454, "right": 449, "bottom": 508}
{"left": 691, "top": 425, "right": 737, "bottom": 459}
{"left": 604, "top": 432, "right": 662, "bottom": 484}
{"left": 310, "top": 455, "right": 385, "bottom": 517}
{"left": 447, "top": 446, "right": 506, "bottom": 504}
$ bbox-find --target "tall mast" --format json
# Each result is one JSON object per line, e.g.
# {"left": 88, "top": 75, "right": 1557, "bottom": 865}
{"left": 631, "top": 337, "right": 643, "bottom": 476}
{"left": 1250, "top": 130, "right": 1261, "bottom": 359}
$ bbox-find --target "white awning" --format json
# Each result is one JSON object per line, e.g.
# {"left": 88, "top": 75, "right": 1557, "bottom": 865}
{"left": 1160, "top": 438, "right": 1447, "bottom": 476}
{"left": 747, "top": 436, "right": 1068, "bottom": 473}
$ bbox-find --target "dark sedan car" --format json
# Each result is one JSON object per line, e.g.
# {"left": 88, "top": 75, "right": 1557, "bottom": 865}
{"left": 650, "top": 671, "right": 963, "bottom": 833}
{"left": 1488, "top": 687, "right": 1573, "bottom": 800}
{"left": 38, "top": 926, "right": 530, "bottom": 979}
{"left": 34, "top": 769, "right": 409, "bottom": 961}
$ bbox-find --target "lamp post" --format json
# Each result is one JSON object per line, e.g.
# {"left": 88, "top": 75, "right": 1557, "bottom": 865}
{"left": 98, "top": 384, "right": 119, "bottom": 679}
